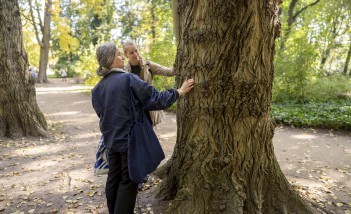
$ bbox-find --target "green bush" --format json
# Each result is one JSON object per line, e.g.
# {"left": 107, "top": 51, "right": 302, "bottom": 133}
{"left": 271, "top": 100, "right": 351, "bottom": 130}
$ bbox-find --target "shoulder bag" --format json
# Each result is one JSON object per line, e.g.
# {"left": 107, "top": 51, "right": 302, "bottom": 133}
{"left": 127, "top": 76, "right": 165, "bottom": 183}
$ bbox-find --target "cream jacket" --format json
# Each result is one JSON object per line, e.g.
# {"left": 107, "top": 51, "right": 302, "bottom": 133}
{"left": 124, "top": 59, "right": 175, "bottom": 84}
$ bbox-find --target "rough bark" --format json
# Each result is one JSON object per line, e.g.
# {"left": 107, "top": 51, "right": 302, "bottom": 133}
{"left": 156, "top": 1, "right": 318, "bottom": 213}
{"left": 0, "top": 0, "right": 48, "bottom": 137}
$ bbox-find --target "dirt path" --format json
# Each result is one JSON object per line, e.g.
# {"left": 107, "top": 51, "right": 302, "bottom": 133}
{"left": 0, "top": 79, "right": 350, "bottom": 214}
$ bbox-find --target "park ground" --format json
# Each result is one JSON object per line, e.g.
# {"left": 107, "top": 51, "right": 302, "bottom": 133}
{"left": 0, "top": 79, "right": 350, "bottom": 214}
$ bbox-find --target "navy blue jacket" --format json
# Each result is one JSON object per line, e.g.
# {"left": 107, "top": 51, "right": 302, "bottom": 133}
{"left": 91, "top": 70, "right": 179, "bottom": 152}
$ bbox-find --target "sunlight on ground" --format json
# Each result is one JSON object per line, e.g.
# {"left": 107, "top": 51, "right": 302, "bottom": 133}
{"left": 36, "top": 85, "right": 93, "bottom": 95}
{"left": 36, "top": 90, "right": 90, "bottom": 95}
{"left": 11, "top": 144, "right": 66, "bottom": 156}
{"left": 288, "top": 176, "right": 349, "bottom": 209}
{"left": 52, "top": 117, "right": 97, "bottom": 126}
{"left": 36, "top": 86, "right": 93, "bottom": 92}
{"left": 48, "top": 111, "right": 81, "bottom": 116}
{"left": 158, "top": 132, "right": 176, "bottom": 139}
{"left": 74, "top": 132, "right": 100, "bottom": 140}
{"left": 291, "top": 134, "right": 317, "bottom": 140}
{"left": 71, "top": 100, "right": 91, "bottom": 105}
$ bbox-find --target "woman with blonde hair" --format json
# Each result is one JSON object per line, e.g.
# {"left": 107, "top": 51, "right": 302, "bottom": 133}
{"left": 123, "top": 40, "right": 176, "bottom": 127}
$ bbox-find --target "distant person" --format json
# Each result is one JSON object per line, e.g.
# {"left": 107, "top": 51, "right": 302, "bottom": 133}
{"left": 123, "top": 40, "right": 176, "bottom": 127}
{"left": 92, "top": 42, "right": 194, "bottom": 214}
{"left": 29, "top": 67, "right": 37, "bottom": 84}
{"left": 61, "top": 69, "right": 67, "bottom": 82}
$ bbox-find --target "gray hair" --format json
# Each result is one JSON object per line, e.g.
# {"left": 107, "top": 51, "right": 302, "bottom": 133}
{"left": 96, "top": 42, "right": 117, "bottom": 76}
{"left": 123, "top": 40, "right": 136, "bottom": 54}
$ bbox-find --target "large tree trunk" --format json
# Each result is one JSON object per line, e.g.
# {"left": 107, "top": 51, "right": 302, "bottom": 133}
{"left": 0, "top": 0, "right": 47, "bottom": 137}
{"left": 156, "top": 1, "right": 318, "bottom": 213}
{"left": 37, "top": 0, "right": 52, "bottom": 83}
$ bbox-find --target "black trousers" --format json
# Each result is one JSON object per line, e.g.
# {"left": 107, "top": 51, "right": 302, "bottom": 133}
{"left": 105, "top": 151, "right": 138, "bottom": 214}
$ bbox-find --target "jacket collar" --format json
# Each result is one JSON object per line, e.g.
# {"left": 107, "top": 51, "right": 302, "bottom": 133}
{"left": 103, "top": 68, "right": 128, "bottom": 79}
{"left": 110, "top": 68, "right": 128, "bottom": 73}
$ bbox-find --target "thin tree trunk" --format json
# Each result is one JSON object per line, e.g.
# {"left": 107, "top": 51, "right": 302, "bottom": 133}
{"left": 0, "top": 0, "right": 47, "bottom": 137}
{"left": 150, "top": 0, "right": 156, "bottom": 40}
{"left": 156, "top": 1, "right": 318, "bottom": 213}
{"left": 280, "top": 0, "right": 298, "bottom": 51}
{"left": 319, "top": 16, "right": 343, "bottom": 71}
{"left": 320, "top": 47, "right": 331, "bottom": 70}
{"left": 343, "top": 41, "right": 351, "bottom": 75}
{"left": 171, "top": 0, "right": 179, "bottom": 43}
{"left": 37, "top": 0, "right": 52, "bottom": 83}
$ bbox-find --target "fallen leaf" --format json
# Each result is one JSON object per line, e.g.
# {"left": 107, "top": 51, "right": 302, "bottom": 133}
{"left": 86, "top": 191, "right": 96, "bottom": 197}
{"left": 49, "top": 209, "right": 58, "bottom": 214}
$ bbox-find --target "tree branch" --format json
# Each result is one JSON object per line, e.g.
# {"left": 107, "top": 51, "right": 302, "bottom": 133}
{"left": 293, "top": 0, "right": 321, "bottom": 21}
{"left": 34, "top": 0, "right": 44, "bottom": 31}
{"left": 20, "top": 10, "right": 32, "bottom": 23}
{"left": 27, "top": 0, "right": 43, "bottom": 46}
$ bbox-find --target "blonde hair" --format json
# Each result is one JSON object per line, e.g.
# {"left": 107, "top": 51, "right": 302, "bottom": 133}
{"left": 123, "top": 40, "right": 137, "bottom": 54}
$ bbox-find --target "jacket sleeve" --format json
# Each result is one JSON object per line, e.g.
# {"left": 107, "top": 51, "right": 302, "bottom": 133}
{"left": 129, "top": 74, "right": 179, "bottom": 111}
{"left": 148, "top": 61, "right": 176, "bottom": 77}
{"left": 91, "top": 88, "right": 102, "bottom": 118}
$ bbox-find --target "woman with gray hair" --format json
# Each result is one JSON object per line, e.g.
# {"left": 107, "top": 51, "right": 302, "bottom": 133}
{"left": 123, "top": 40, "right": 176, "bottom": 127}
{"left": 91, "top": 42, "right": 194, "bottom": 214}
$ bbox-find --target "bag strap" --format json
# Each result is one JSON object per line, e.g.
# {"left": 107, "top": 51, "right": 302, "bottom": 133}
{"left": 128, "top": 76, "right": 136, "bottom": 125}
{"left": 128, "top": 75, "right": 145, "bottom": 126}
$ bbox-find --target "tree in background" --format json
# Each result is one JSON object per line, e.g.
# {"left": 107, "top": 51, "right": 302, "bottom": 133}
{"left": 274, "top": 0, "right": 351, "bottom": 102}
{"left": 51, "top": 0, "right": 80, "bottom": 76}
{"left": 73, "top": 0, "right": 115, "bottom": 47}
{"left": 315, "top": 0, "right": 350, "bottom": 71}
{"left": 17, "top": 0, "right": 351, "bottom": 101}
{"left": 344, "top": 39, "right": 351, "bottom": 76}
{"left": 0, "top": 0, "right": 47, "bottom": 137}
{"left": 51, "top": 0, "right": 79, "bottom": 64}
{"left": 20, "top": 2, "right": 40, "bottom": 68}
{"left": 156, "top": 0, "right": 318, "bottom": 213}
{"left": 26, "top": 0, "right": 52, "bottom": 83}
{"left": 117, "top": 0, "right": 176, "bottom": 90}
{"left": 279, "top": 0, "right": 321, "bottom": 51}
{"left": 51, "top": 0, "right": 115, "bottom": 76}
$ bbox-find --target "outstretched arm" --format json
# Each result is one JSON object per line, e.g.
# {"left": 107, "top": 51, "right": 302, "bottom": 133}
{"left": 149, "top": 61, "right": 176, "bottom": 77}
{"left": 129, "top": 74, "right": 194, "bottom": 111}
